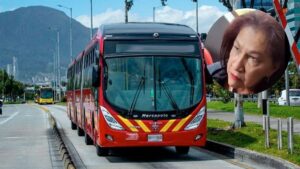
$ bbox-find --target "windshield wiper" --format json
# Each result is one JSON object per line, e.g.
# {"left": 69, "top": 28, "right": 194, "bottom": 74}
{"left": 159, "top": 80, "right": 180, "bottom": 114}
{"left": 181, "top": 58, "right": 195, "bottom": 105}
{"left": 128, "top": 76, "right": 145, "bottom": 116}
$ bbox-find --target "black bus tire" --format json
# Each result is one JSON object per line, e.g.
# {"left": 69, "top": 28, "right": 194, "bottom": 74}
{"left": 77, "top": 126, "right": 84, "bottom": 136}
{"left": 84, "top": 132, "right": 93, "bottom": 145}
{"left": 96, "top": 144, "right": 109, "bottom": 156}
{"left": 71, "top": 121, "right": 76, "bottom": 130}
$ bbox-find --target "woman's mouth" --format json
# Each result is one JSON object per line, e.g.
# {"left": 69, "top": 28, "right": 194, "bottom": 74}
{"left": 230, "top": 73, "right": 241, "bottom": 81}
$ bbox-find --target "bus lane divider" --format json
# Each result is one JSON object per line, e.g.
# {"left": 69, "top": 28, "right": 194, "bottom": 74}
{"left": 204, "top": 140, "right": 300, "bottom": 169}
{"left": 36, "top": 105, "right": 78, "bottom": 169}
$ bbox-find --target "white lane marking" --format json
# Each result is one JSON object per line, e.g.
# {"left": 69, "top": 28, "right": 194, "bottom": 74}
{"left": 4, "top": 137, "right": 22, "bottom": 139}
{"left": 0, "top": 111, "right": 19, "bottom": 125}
{"left": 3, "top": 136, "right": 48, "bottom": 139}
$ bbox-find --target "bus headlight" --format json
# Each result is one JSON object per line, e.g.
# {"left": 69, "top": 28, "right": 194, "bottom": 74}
{"left": 100, "top": 106, "right": 124, "bottom": 130}
{"left": 184, "top": 106, "right": 205, "bottom": 130}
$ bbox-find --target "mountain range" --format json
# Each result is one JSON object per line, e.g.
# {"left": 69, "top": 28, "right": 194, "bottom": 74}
{"left": 0, "top": 6, "right": 93, "bottom": 83}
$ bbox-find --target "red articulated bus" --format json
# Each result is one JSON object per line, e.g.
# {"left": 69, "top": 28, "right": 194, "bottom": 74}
{"left": 66, "top": 23, "right": 207, "bottom": 156}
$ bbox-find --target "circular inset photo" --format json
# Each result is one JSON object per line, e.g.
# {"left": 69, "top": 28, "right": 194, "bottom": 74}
{"left": 204, "top": 9, "right": 290, "bottom": 95}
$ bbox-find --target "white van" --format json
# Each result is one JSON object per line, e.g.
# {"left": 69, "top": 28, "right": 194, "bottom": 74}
{"left": 278, "top": 89, "right": 300, "bottom": 106}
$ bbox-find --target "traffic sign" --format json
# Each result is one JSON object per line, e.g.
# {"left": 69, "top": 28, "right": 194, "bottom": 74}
{"left": 273, "top": 0, "right": 300, "bottom": 74}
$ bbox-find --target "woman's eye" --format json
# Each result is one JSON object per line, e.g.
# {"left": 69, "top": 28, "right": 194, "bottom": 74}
{"left": 249, "top": 56, "right": 259, "bottom": 64}
{"left": 233, "top": 45, "right": 239, "bottom": 50}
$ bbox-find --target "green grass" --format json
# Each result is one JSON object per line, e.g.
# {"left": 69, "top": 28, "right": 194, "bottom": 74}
{"left": 207, "top": 101, "right": 300, "bottom": 120}
{"left": 208, "top": 119, "right": 300, "bottom": 166}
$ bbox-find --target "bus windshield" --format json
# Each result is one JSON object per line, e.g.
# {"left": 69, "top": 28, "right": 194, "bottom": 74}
{"left": 104, "top": 56, "right": 202, "bottom": 115}
{"left": 40, "top": 89, "right": 53, "bottom": 99}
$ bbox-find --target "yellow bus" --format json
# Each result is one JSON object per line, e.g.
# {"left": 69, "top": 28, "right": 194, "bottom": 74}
{"left": 37, "top": 87, "right": 54, "bottom": 104}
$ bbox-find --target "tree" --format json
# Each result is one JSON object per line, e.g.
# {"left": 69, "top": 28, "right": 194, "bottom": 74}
{"left": 211, "top": 81, "right": 232, "bottom": 103}
{"left": 0, "top": 71, "right": 25, "bottom": 102}
{"left": 289, "top": 62, "right": 300, "bottom": 89}
{"left": 0, "top": 70, "right": 9, "bottom": 98}
{"left": 125, "top": 0, "right": 167, "bottom": 22}
{"left": 12, "top": 81, "right": 24, "bottom": 98}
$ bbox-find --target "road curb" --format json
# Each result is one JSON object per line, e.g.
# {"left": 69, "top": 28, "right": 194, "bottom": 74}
{"left": 205, "top": 140, "right": 300, "bottom": 169}
{"left": 49, "top": 112, "right": 77, "bottom": 169}
{"left": 37, "top": 105, "right": 80, "bottom": 169}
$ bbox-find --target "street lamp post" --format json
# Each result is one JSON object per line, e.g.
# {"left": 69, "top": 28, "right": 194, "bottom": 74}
{"left": 56, "top": 30, "right": 61, "bottom": 101}
{"left": 58, "top": 31, "right": 61, "bottom": 101}
{"left": 153, "top": 1, "right": 167, "bottom": 22}
{"left": 58, "top": 5, "right": 73, "bottom": 59}
{"left": 53, "top": 52, "right": 56, "bottom": 102}
{"left": 285, "top": 68, "right": 290, "bottom": 106}
{"left": 90, "top": 0, "right": 93, "bottom": 39}
{"left": 192, "top": 0, "right": 199, "bottom": 33}
{"left": 49, "top": 27, "right": 61, "bottom": 101}
{"left": 125, "top": 0, "right": 133, "bottom": 23}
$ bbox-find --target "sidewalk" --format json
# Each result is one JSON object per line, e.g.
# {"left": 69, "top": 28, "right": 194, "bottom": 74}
{"left": 207, "top": 109, "right": 300, "bottom": 135}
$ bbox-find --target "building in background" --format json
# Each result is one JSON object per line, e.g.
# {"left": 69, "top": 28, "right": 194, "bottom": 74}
{"left": 6, "top": 56, "right": 18, "bottom": 79}
{"left": 6, "top": 64, "right": 12, "bottom": 76}
{"left": 12, "top": 56, "right": 18, "bottom": 80}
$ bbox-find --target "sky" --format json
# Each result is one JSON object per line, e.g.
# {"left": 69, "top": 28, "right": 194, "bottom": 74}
{"left": 0, "top": 0, "right": 228, "bottom": 33}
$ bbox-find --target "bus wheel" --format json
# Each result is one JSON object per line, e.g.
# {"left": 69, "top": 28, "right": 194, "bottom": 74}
{"left": 85, "top": 132, "right": 93, "bottom": 145}
{"left": 96, "top": 144, "right": 109, "bottom": 156}
{"left": 77, "top": 127, "right": 84, "bottom": 136}
{"left": 71, "top": 121, "right": 76, "bottom": 130}
{"left": 175, "top": 146, "right": 190, "bottom": 155}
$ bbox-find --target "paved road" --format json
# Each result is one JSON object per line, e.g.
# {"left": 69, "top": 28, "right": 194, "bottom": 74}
{"left": 45, "top": 105, "right": 257, "bottom": 169}
{"left": 207, "top": 109, "right": 300, "bottom": 135}
{"left": 0, "top": 104, "right": 63, "bottom": 169}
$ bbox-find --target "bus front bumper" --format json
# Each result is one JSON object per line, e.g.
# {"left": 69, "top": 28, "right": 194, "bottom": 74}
{"left": 98, "top": 127, "right": 206, "bottom": 148}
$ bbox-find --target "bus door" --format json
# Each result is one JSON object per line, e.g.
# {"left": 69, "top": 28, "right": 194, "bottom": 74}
{"left": 92, "top": 43, "right": 100, "bottom": 133}
{"left": 72, "top": 64, "right": 76, "bottom": 119}
{"left": 80, "top": 53, "right": 86, "bottom": 128}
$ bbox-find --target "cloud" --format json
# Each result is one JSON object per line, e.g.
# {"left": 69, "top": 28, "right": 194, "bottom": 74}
{"left": 76, "top": 8, "right": 141, "bottom": 28}
{"left": 76, "top": 5, "right": 225, "bottom": 33}
{"left": 154, "top": 6, "right": 225, "bottom": 33}
{"left": 76, "top": 9, "right": 124, "bottom": 28}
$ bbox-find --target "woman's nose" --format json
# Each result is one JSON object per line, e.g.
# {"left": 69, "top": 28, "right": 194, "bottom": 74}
{"left": 232, "top": 54, "right": 245, "bottom": 72}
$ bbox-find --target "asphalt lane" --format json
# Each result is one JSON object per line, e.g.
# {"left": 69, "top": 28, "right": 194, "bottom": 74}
{"left": 46, "top": 105, "right": 253, "bottom": 169}
{"left": 0, "top": 104, "right": 62, "bottom": 169}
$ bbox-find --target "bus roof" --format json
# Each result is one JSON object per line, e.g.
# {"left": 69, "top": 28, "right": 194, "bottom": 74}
{"left": 68, "top": 23, "right": 199, "bottom": 69}
{"left": 99, "top": 22, "right": 197, "bottom": 37}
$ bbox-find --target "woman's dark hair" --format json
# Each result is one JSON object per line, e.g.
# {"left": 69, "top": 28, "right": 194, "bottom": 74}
{"left": 220, "top": 10, "right": 290, "bottom": 93}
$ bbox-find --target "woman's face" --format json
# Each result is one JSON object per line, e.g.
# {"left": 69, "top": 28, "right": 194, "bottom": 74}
{"left": 227, "top": 26, "right": 278, "bottom": 94}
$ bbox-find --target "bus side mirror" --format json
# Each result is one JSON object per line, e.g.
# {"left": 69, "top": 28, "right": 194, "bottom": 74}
{"left": 92, "top": 65, "right": 100, "bottom": 87}
{"left": 205, "top": 64, "right": 213, "bottom": 84}
{"left": 200, "top": 33, "right": 207, "bottom": 42}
